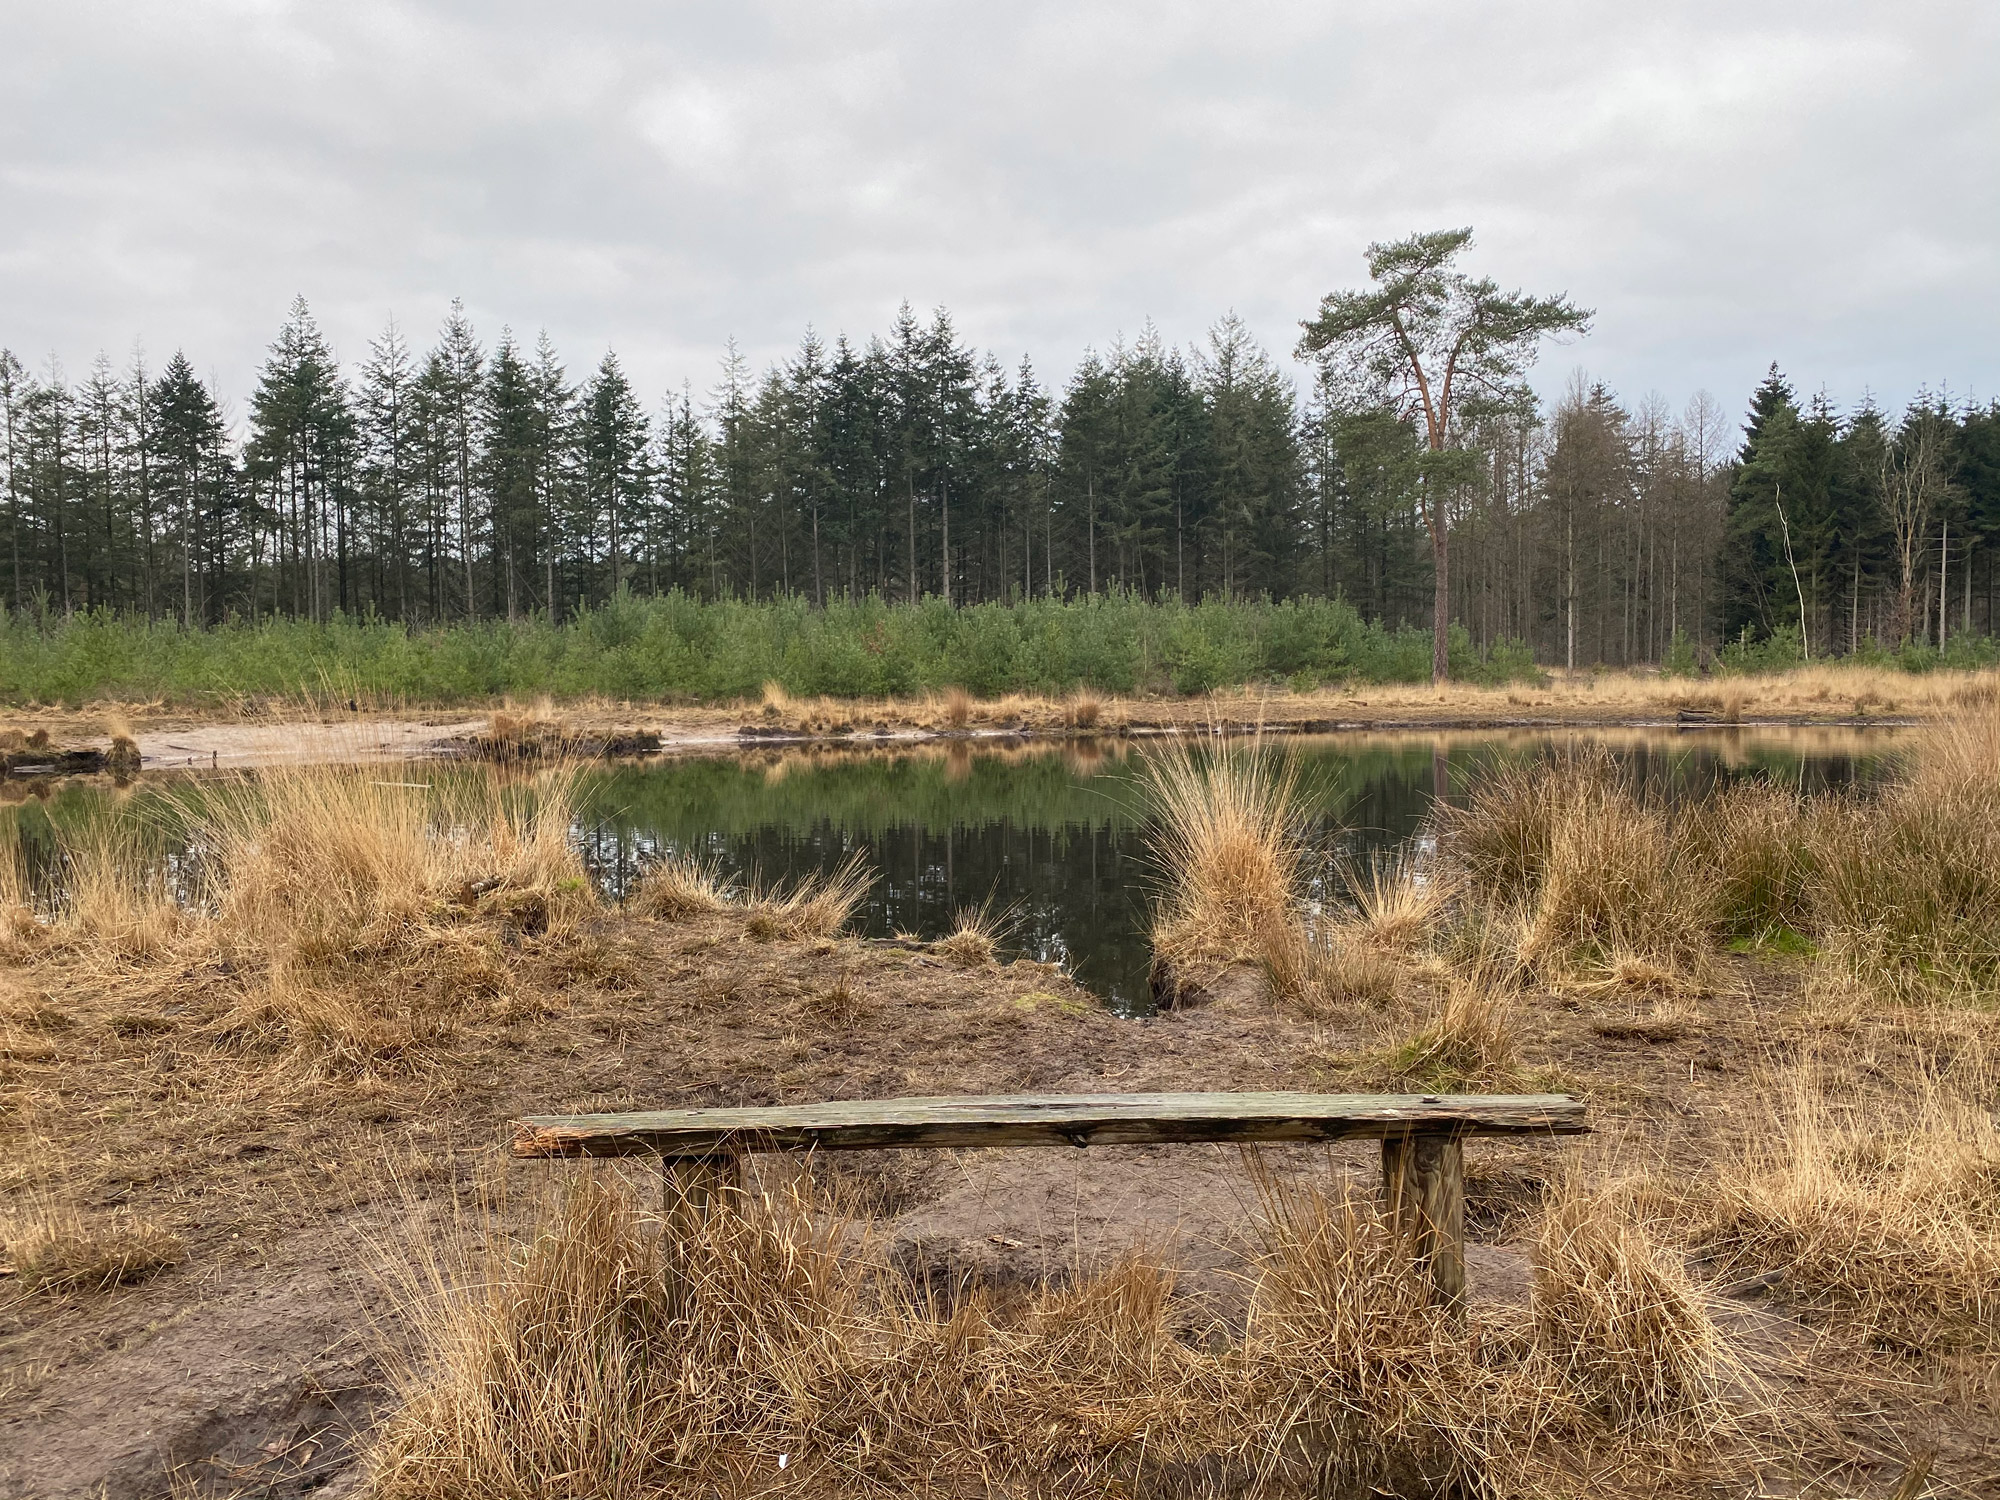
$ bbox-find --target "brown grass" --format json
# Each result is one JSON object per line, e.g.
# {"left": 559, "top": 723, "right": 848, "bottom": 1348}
{"left": 1444, "top": 751, "right": 1745, "bottom": 987}
{"left": 1697, "top": 1064, "right": 2000, "bottom": 1351}
{"left": 1439, "top": 693, "right": 2000, "bottom": 1000}
{"left": 366, "top": 1172, "right": 1753, "bottom": 1500}
{"left": 481, "top": 696, "right": 571, "bottom": 757}
{"left": 936, "top": 901, "right": 1004, "bottom": 967}
{"left": 5, "top": 763, "right": 595, "bottom": 1067}
{"left": 743, "top": 853, "right": 873, "bottom": 941}
{"left": 941, "top": 685, "right": 973, "bottom": 729}
{"left": 1145, "top": 735, "right": 1306, "bottom": 975}
{"left": 1262, "top": 919, "right": 1399, "bottom": 1017}
{"left": 1374, "top": 981, "right": 1520, "bottom": 1092}
{"left": 1532, "top": 1177, "right": 1740, "bottom": 1429}
{"left": 1348, "top": 855, "right": 1439, "bottom": 954}
{"left": 1811, "top": 693, "right": 2000, "bottom": 996}
{"left": 633, "top": 851, "right": 737, "bottom": 919}
{"left": 54, "top": 806, "right": 187, "bottom": 962}
{"left": 3, "top": 1196, "right": 185, "bottom": 1293}
{"left": 0, "top": 813, "right": 40, "bottom": 960}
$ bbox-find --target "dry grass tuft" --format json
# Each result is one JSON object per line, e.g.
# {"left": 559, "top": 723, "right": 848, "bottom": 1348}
{"left": 1348, "top": 854, "right": 1439, "bottom": 953}
{"left": 1145, "top": 735, "right": 1306, "bottom": 975}
{"left": 13, "top": 762, "right": 602, "bottom": 1064}
{"left": 941, "top": 685, "right": 974, "bottom": 729}
{"left": 1444, "top": 751, "right": 1718, "bottom": 986}
{"left": 936, "top": 901, "right": 1004, "bottom": 967}
{"left": 1812, "top": 695, "right": 2000, "bottom": 997}
{"left": 3, "top": 1197, "right": 185, "bottom": 1293}
{"left": 743, "top": 853, "right": 873, "bottom": 940}
{"left": 1377, "top": 981, "right": 1519, "bottom": 1092}
{"left": 633, "top": 851, "right": 736, "bottom": 919}
{"left": 58, "top": 809, "right": 186, "bottom": 961}
{"left": 1533, "top": 1178, "right": 1739, "bottom": 1430}
{"left": 1698, "top": 1065, "right": 2000, "bottom": 1351}
{"left": 1441, "top": 698, "right": 2000, "bottom": 999}
{"left": 481, "top": 697, "right": 571, "bottom": 758}
{"left": 366, "top": 1174, "right": 1754, "bottom": 1500}
{"left": 1064, "top": 691, "right": 1103, "bottom": 730}
{"left": 1263, "top": 919, "right": 1399, "bottom": 1017}
{"left": 0, "top": 814, "right": 41, "bottom": 959}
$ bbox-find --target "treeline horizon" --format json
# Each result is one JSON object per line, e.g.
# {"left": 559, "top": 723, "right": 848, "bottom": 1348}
{"left": 2, "top": 296, "right": 1997, "bottom": 670}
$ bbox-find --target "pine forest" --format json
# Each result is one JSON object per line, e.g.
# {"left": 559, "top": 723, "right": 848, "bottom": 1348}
{"left": 4, "top": 294, "right": 1998, "bottom": 684}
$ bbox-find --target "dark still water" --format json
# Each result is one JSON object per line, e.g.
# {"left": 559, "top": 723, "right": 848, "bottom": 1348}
{"left": 572, "top": 727, "right": 1905, "bottom": 1015}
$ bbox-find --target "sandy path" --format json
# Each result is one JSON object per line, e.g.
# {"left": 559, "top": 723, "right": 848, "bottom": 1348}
{"left": 121, "top": 719, "right": 489, "bottom": 771}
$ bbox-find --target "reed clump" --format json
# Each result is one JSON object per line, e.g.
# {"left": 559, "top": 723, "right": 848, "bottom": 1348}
{"left": 480, "top": 696, "right": 572, "bottom": 759}
{"left": 1349, "top": 855, "right": 1439, "bottom": 954}
{"left": 1441, "top": 701, "right": 2000, "bottom": 999}
{"left": 49, "top": 806, "right": 188, "bottom": 963}
{"left": 11, "top": 764, "right": 596, "bottom": 1064}
{"left": 1532, "top": 1177, "right": 1739, "bottom": 1430}
{"left": 367, "top": 1175, "right": 1753, "bottom": 1500}
{"left": 0, "top": 813, "right": 41, "bottom": 959}
{"left": 1811, "top": 696, "right": 2000, "bottom": 996}
{"left": 941, "top": 684, "right": 974, "bottom": 729}
{"left": 633, "top": 850, "right": 872, "bottom": 941}
{"left": 1145, "top": 737, "right": 1307, "bottom": 977}
{"left": 1262, "top": 919, "right": 1400, "bottom": 1017}
{"left": 193, "top": 766, "right": 592, "bottom": 1063}
{"left": 1064, "top": 690, "right": 1104, "bottom": 730}
{"left": 1375, "top": 981, "right": 1519, "bottom": 1092}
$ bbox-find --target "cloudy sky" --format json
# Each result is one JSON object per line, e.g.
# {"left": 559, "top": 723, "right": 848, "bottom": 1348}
{"left": 2, "top": 1, "right": 1995, "bottom": 420}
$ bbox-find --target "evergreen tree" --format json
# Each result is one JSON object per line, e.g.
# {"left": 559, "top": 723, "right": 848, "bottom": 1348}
{"left": 1299, "top": 227, "right": 1590, "bottom": 679}
{"left": 245, "top": 298, "right": 354, "bottom": 621}
{"left": 1717, "top": 364, "right": 1799, "bottom": 643}
{"left": 357, "top": 320, "right": 420, "bottom": 620}
{"left": 579, "top": 353, "right": 650, "bottom": 599}
{"left": 151, "top": 352, "right": 230, "bottom": 625}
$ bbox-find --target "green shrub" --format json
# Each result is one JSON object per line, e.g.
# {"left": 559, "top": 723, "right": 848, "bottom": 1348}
{"left": 0, "top": 592, "right": 1547, "bottom": 707}
{"left": 1662, "top": 630, "right": 1698, "bottom": 678}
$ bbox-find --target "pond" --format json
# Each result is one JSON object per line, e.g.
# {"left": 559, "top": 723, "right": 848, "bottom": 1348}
{"left": 569, "top": 726, "right": 1907, "bottom": 1014}
{"left": 2, "top": 727, "right": 1907, "bottom": 1016}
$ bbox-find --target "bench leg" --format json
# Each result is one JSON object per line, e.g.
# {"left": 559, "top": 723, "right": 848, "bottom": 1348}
{"left": 1380, "top": 1132, "right": 1465, "bottom": 1312}
{"left": 662, "top": 1152, "right": 743, "bottom": 1227}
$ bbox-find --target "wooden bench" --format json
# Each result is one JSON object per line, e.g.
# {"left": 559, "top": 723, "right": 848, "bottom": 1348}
{"left": 512, "top": 1090, "right": 1588, "bottom": 1307}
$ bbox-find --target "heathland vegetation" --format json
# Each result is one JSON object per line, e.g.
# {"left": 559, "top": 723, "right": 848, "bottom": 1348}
{"left": 5, "top": 693, "right": 1997, "bottom": 1492}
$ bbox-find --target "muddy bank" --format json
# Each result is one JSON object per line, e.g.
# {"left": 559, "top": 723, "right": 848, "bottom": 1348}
{"left": 5, "top": 662, "right": 1971, "bottom": 773}
{"left": 0, "top": 704, "right": 1925, "bottom": 777}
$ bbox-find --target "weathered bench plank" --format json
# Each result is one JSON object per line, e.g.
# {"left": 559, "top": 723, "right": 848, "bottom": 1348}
{"left": 512, "top": 1090, "right": 1586, "bottom": 1159}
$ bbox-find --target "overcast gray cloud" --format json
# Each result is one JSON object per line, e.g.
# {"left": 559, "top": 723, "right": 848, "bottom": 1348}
{"left": 2, "top": 0, "right": 1995, "bottom": 420}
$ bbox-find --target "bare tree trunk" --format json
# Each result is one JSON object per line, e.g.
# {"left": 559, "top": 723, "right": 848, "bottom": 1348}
{"left": 1939, "top": 520, "right": 1948, "bottom": 646}
{"left": 1431, "top": 520, "right": 1450, "bottom": 682}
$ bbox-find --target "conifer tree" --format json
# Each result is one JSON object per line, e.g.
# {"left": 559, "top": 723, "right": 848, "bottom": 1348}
{"left": 1299, "top": 227, "right": 1589, "bottom": 679}
{"left": 151, "top": 353, "right": 229, "bottom": 625}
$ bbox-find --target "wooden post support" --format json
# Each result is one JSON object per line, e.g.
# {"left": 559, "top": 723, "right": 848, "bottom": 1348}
{"left": 662, "top": 1152, "right": 742, "bottom": 1227}
{"left": 1381, "top": 1131, "right": 1466, "bottom": 1311}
